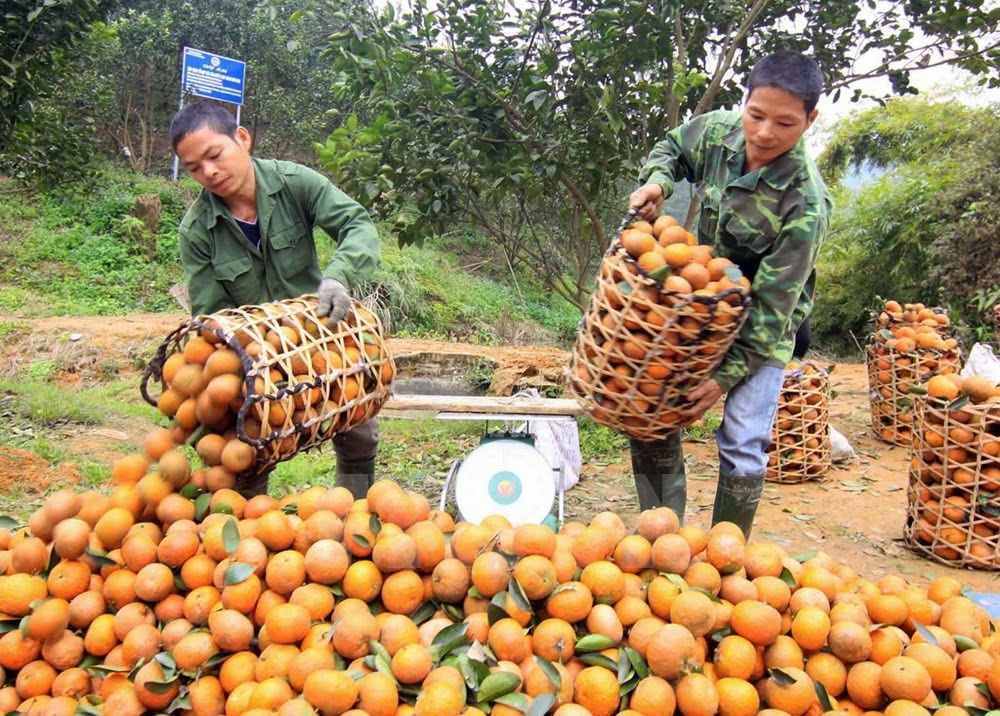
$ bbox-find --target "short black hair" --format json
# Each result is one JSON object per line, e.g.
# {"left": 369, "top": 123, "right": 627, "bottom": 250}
{"left": 747, "top": 51, "right": 824, "bottom": 114}
{"left": 169, "top": 101, "right": 239, "bottom": 150}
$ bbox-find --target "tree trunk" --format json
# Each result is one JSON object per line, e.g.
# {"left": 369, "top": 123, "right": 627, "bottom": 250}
{"left": 133, "top": 193, "right": 161, "bottom": 261}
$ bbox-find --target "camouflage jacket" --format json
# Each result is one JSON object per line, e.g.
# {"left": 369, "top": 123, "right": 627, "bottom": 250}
{"left": 179, "top": 157, "right": 379, "bottom": 316}
{"left": 639, "top": 110, "right": 832, "bottom": 392}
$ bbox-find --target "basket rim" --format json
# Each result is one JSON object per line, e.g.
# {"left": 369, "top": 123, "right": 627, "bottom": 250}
{"left": 606, "top": 240, "right": 750, "bottom": 307}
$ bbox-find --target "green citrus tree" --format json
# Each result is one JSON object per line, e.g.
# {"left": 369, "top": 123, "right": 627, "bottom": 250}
{"left": 815, "top": 97, "right": 1000, "bottom": 349}
{"left": 301, "top": 0, "right": 999, "bottom": 308}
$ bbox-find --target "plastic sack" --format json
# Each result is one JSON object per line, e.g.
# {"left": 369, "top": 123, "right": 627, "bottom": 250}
{"left": 527, "top": 418, "right": 583, "bottom": 491}
{"left": 829, "top": 425, "right": 857, "bottom": 464}
{"left": 960, "top": 342, "right": 1000, "bottom": 383}
{"left": 513, "top": 389, "right": 582, "bottom": 491}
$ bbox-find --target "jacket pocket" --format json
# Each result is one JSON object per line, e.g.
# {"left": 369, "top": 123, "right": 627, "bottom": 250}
{"left": 214, "top": 254, "right": 252, "bottom": 282}
{"left": 268, "top": 221, "right": 306, "bottom": 250}
{"left": 212, "top": 254, "right": 259, "bottom": 306}
{"left": 724, "top": 213, "right": 776, "bottom": 254}
{"left": 268, "top": 222, "right": 316, "bottom": 280}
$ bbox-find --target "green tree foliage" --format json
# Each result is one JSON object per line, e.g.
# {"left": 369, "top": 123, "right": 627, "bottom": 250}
{"left": 3, "top": 0, "right": 349, "bottom": 182}
{"left": 814, "top": 98, "right": 1000, "bottom": 351}
{"left": 303, "top": 0, "right": 999, "bottom": 308}
{"left": 1, "top": 0, "right": 115, "bottom": 182}
{"left": 77, "top": 0, "right": 348, "bottom": 170}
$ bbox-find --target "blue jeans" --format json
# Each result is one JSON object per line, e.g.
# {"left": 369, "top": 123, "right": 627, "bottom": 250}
{"left": 716, "top": 365, "right": 785, "bottom": 476}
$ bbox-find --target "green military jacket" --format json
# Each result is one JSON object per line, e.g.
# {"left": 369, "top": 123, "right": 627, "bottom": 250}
{"left": 639, "top": 109, "right": 832, "bottom": 391}
{"left": 179, "top": 157, "right": 379, "bottom": 316}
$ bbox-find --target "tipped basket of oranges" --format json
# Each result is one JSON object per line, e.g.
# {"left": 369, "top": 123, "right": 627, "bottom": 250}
{"left": 866, "top": 299, "right": 961, "bottom": 446}
{"left": 566, "top": 214, "right": 752, "bottom": 440}
{"left": 765, "top": 361, "right": 832, "bottom": 483}
{"left": 141, "top": 296, "right": 395, "bottom": 480}
{"left": 905, "top": 373, "right": 1000, "bottom": 569}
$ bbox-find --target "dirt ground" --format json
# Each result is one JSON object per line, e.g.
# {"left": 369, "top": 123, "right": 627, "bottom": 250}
{"left": 4, "top": 312, "right": 1000, "bottom": 592}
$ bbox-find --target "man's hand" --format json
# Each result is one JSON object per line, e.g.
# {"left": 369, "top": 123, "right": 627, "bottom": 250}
{"left": 316, "top": 278, "right": 352, "bottom": 327}
{"left": 681, "top": 379, "right": 725, "bottom": 421}
{"left": 628, "top": 183, "right": 665, "bottom": 222}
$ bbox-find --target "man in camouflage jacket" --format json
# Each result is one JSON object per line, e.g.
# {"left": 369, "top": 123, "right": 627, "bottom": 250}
{"left": 627, "top": 51, "right": 832, "bottom": 536}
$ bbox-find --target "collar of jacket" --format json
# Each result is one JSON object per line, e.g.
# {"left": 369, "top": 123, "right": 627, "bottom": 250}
{"left": 721, "top": 123, "right": 806, "bottom": 192}
{"left": 202, "top": 157, "right": 285, "bottom": 230}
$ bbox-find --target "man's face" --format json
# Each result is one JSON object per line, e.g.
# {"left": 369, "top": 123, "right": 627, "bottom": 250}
{"left": 741, "top": 86, "right": 818, "bottom": 169}
{"left": 175, "top": 126, "right": 253, "bottom": 199}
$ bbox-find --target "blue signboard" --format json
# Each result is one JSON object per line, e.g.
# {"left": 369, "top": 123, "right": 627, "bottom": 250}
{"left": 181, "top": 47, "right": 246, "bottom": 105}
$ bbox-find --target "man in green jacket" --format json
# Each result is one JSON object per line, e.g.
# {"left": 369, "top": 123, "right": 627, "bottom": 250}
{"left": 627, "top": 51, "right": 832, "bottom": 536}
{"left": 170, "top": 100, "right": 380, "bottom": 499}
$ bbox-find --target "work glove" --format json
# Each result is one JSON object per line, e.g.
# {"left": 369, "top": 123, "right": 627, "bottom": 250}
{"left": 316, "top": 278, "right": 352, "bottom": 327}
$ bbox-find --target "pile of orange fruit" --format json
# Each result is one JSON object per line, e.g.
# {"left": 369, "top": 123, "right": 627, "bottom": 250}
{"left": 149, "top": 300, "right": 393, "bottom": 480}
{"left": 766, "top": 362, "right": 832, "bottom": 483}
{"left": 616, "top": 217, "right": 750, "bottom": 299}
{"left": 907, "top": 372, "right": 1000, "bottom": 567}
{"left": 569, "top": 217, "right": 750, "bottom": 436}
{"left": 5, "top": 441, "right": 1000, "bottom": 715}
{"left": 868, "top": 300, "right": 961, "bottom": 445}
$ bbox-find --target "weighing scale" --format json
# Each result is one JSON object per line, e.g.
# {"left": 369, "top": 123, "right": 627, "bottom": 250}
{"left": 437, "top": 413, "right": 573, "bottom": 527}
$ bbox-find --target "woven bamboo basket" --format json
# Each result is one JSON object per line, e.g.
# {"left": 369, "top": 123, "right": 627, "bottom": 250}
{"left": 142, "top": 296, "right": 394, "bottom": 478}
{"left": 766, "top": 362, "right": 832, "bottom": 483}
{"left": 566, "top": 240, "right": 751, "bottom": 441}
{"left": 904, "top": 394, "right": 1000, "bottom": 569}
{"left": 867, "top": 335, "right": 962, "bottom": 447}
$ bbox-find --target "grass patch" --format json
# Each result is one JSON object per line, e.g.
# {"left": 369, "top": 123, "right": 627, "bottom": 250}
{"left": 0, "top": 320, "right": 30, "bottom": 341}
{"left": 578, "top": 417, "right": 630, "bottom": 459}
{"left": 0, "top": 378, "right": 160, "bottom": 428}
{"left": 577, "top": 412, "right": 721, "bottom": 460}
{"left": 0, "top": 380, "right": 109, "bottom": 425}
{"left": 0, "top": 171, "right": 190, "bottom": 316}
{"left": 378, "top": 418, "right": 483, "bottom": 491}
{"left": 5, "top": 436, "right": 112, "bottom": 490}
{"left": 0, "top": 287, "right": 30, "bottom": 311}
{"left": 0, "top": 378, "right": 160, "bottom": 462}
{"left": 269, "top": 450, "right": 340, "bottom": 496}
{"left": 683, "top": 412, "right": 722, "bottom": 442}
{"left": 348, "top": 241, "right": 580, "bottom": 345}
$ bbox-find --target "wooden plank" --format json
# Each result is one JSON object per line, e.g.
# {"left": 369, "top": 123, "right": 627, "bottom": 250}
{"left": 382, "top": 393, "right": 584, "bottom": 417}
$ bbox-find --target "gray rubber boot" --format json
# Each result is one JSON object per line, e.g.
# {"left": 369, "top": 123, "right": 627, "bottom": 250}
{"left": 629, "top": 431, "right": 686, "bottom": 522}
{"left": 336, "top": 457, "right": 376, "bottom": 501}
{"left": 712, "top": 471, "right": 765, "bottom": 539}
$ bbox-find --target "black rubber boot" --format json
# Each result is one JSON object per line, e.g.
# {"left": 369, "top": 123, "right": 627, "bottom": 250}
{"left": 336, "top": 457, "right": 376, "bottom": 501}
{"left": 235, "top": 469, "right": 271, "bottom": 497}
{"left": 712, "top": 471, "right": 765, "bottom": 538}
{"left": 629, "top": 431, "right": 686, "bottom": 522}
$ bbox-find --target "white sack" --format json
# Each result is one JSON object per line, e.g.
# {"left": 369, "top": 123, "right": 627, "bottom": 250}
{"left": 961, "top": 342, "right": 1000, "bottom": 383}
{"left": 830, "top": 425, "right": 857, "bottom": 463}
{"left": 527, "top": 418, "right": 582, "bottom": 490}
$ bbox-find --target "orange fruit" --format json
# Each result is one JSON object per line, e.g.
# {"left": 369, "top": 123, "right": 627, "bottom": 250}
{"left": 573, "top": 665, "right": 621, "bottom": 716}
{"left": 303, "top": 668, "right": 359, "bottom": 715}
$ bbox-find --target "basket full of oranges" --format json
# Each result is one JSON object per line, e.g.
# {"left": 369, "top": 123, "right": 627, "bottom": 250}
{"left": 866, "top": 300, "right": 961, "bottom": 446}
{"left": 765, "top": 361, "right": 832, "bottom": 483}
{"left": 141, "top": 296, "right": 395, "bottom": 481}
{"left": 566, "top": 215, "right": 752, "bottom": 441}
{"left": 905, "top": 373, "right": 1000, "bottom": 569}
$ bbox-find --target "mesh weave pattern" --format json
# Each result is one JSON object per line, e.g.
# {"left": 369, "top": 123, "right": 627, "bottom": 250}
{"left": 142, "top": 296, "right": 394, "bottom": 477}
{"left": 566, "top": 244, "right": 750, "bottom": 441}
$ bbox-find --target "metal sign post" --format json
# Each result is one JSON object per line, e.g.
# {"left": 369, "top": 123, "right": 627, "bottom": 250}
{"left": 172, "top": 47, "right": 248, "bottom": 181}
